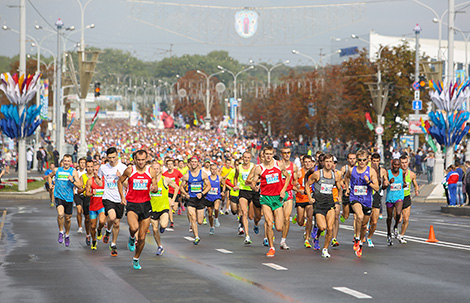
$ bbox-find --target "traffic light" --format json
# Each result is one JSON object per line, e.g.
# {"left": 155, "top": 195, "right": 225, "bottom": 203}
{"left": 418, "top": 75, "right": 426, "bottom": 90}
{"left": 94, "top": 82, "right": 101, "bottom": 98}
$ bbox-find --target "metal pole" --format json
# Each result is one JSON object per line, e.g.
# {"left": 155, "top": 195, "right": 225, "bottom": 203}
{"left": 33, "top": 42, "right": 41, "bottom": 171}
{"left": 56, "top": 20, "right": 63, "bottom": 159}
{"left": 205, "top": 76, "right": 210, "bottom": 130}
{"left": 446, "top": 0, "right": 455, "bottom": 166}
{"left": 414, "top": 24, "right": 421, "bottom": 153}
{"left": 234, "top": 75, "right": 238, "bottom": 136}
{"left": 18, "top": 0, "right": 27, "bottom": 191}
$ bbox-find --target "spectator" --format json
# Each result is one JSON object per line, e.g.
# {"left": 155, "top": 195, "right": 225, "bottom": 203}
{"left": 455, "top": 161, "right": 465, "bottom": 206}
{"left": 26, "top": 147, "right": 34, "bottom": 171}
{"left": 446, "top": 165, "right": 459, "bottom": 207}
{"left": 424, "top": 152, "right": 435, "bottom": 183}
{"left": 464, "top": 161, "right": 470, "bottom": 206}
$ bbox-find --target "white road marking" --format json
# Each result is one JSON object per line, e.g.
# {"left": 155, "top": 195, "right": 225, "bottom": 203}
{"left": 431, "top": 221, "right": 470, "bottom": 228}
{"left": 339, "top": 224, "right": 470, "bottom": 251}
{"left": 333, "top": 287, "right": 372, "bottom": 299}
{"left": 184, "top": 236, "right": 195, "bottom": 241}
{"left": 215, "top": 248, "right": 233, "bottom": 254}
{"left": 262, "top": 263, "right": 288, "bottom": 271}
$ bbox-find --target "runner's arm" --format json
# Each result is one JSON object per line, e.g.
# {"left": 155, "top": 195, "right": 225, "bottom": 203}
{"left": 411, "top": 171, "right": 419, "bottom": 196}
{"left": 179, "top": 173, "right": 189, "bottom": 198}
{"left": 201, "top": 172, "right": 211, "bottom": 196}
{"left": 117, "top": 167, "right": 132, "bottom": 205}
{"left": 85, "top": 178, "right": 93, "bottom": 196}
{"left": 305, "top": 171, "right": 319, "bottom": 204}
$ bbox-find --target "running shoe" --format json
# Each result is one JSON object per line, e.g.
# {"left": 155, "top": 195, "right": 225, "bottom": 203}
{"left": 181, "top": 205, "right": 186, "bottom": 211}
{"left": 378, "top": 214, "right": 383, "bottom": 219}
{"left": 322, "top": 248, "right": 331, "bottom": 258}
{"left": 238, "top": 227, "right": 245, "bottom": 235}
{"left": 194, "top": 237, "right": 200, "bottom": 245}
{"left": 304, "top": 239, "right": 312, "bottom": 248}
{"left": 177, "top": 208, "right": 182, "bottom": 215}
{"left": 91, "top": 241, "right": 97, "bottom": 250}
{"left": 203, "top": 217, "right": 207, "bottom": 225}
{"left": 366, "top": 222, "right": 370, "bottom": 232}
{"left": 189, "top": 224, "right": 193, "bottom": 233}
{"left": 214, "top": 218, "right": 220, "bottom": 228}
{"left": 110, "top": 244, "right": 118, "bottom": 257}
{"left": 393, "top": 227, "right": 399, "bottom": 239}
{"left": 353, "top": 239, "right": 360, "bottom": 252}
{"left": 133, "top": 259, "right": 141, "bottom": 270}
{"left": 85, "top": 235, "right": 91, "bottom": 246}
{"left": 50, "top": 202, "right": 54, "bottom": 207}
{"left": 311, "top": 226, "right": 318, "bottom": 239}
{"left": 266, "top": 247, "right": 276, "bottom": 258}
{"left": 331, "top": 238, "right": 339, "bottom": 247}
{"left": 253, "top": 225, "right": 259, "bottom": 234}
{"left": 209, "top": 227, "right": 215, "bottom": 235}
{"left": 160, "top": 226, "right": 166, "bottom": 234}
{"left": 170, "top": 222, "right": 174, "bottom": 229}
{"left": 320, "top": 230, "right": 325, "bottom": 237}
{"left": 58, "top": 232, "right": 64, "bottom": 244}
{"left": 367, "top": 238, "right": 374, "bottom": 248}
{"left": 65, "top": 236, "right": 70, "bottom": 247}
{"left": 103, "top": 231, "right": 110, "bottom": 244}
{"left": 397, "top": 235, "right": 407, "bottom": 244}
{"left": 244, "top": 235, "right": 252, "bottom": 245}
{"left": 355, "top": 245, "right": 363, "bottom": 258}
{"left": 77, "top": 227, "right": 83, "bottom": 234}
{"left": 292, "top": 214, "right": 297, "bottom": 224}
{"left": 387, "top": 235, "right": 393, "bottom": 246}
{"left": 97, "top": 229, "right": 102, "bottom": 241}
{"left": 340, "top": 215, "right": 346, "bottom": 223}
{"left": 280, "top": 241, "right": 290, "bottom": 250}
{"left": 128, "top": 236, "right": 136, "bottom": 252}
{"left": 313, "top": 238, "right": 320, "bottom": 250}
{"left": 156, "top": 246, "right": 164, "bottom": 256}
{"left": 263, "top": 238, "right": 269, "bottom": 247}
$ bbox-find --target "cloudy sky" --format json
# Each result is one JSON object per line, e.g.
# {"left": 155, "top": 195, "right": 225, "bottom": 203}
{"left": 0, "top": 0, "right": 469, "bottom": 66}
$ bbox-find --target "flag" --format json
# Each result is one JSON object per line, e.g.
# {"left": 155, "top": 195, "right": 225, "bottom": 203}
{"left": 67, "top": 117, "right": 75, "bottom": 129}
{"left": 193, "top": 111, "right": 198, "bottom": 125}
{"left": 91, "top": 106, "right": 100, "bottom": 123}
{"left": 89, "top": 116, "right": 99, "bottom": 132}
{"left": 365, "top": 112, "right": 374, "bottom": 131}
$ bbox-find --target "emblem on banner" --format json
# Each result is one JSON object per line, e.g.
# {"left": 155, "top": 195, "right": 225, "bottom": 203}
{"left": 235, "top": 9, "right": 259, "bottom": 38}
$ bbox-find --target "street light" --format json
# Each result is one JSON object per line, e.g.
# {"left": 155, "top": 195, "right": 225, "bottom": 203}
{"left": 319, "top": 50, "right": 341, "bottom": 66}
{"left": 292, "top": 49, "right": 318, "bottom": 69}
{"left": 249, "top": 60, "right": 289, "bottom": 91}
{"left": 217, "top": 65, "right": 254, "bottom": 136}
{"left": 196, "top": 69, "right": 224, "bottom": 130}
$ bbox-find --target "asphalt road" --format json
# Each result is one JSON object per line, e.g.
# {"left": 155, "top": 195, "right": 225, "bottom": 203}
{"left": 0, "top": 198, "right": 469, "bottom": 303}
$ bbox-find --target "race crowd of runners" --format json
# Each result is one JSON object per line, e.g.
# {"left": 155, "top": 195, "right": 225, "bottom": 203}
{"left": 45, "top": 127, "right": 419, "bottom": 270}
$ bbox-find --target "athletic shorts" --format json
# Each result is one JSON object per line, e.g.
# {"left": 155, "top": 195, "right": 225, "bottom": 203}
{"left": 314, "top": 204, "right": 335, "bottom": 216}
{"left": 168, "top": 192, "right": 181, "bottom": 201}
{"left": 403, "top": 195, "right": 411, "bottom": 209}
{"left": 74, "top": 195, "right": 90, "bottom": 216}
{"left": 186, "top": 197, "right": 205, "bottom": 210}
{"left": 151, "top": 209, "right": 169, "bottom": 220}
{"left": 204, "top": 198, "right": 220, "bottom": 208}
{"left": 386, "top": 199, "right": 403, "bottom": 209}
{"left": 350, "top": 200, "right": 372, "bottom": 216}
{"left": 126, "top": 201, "right": 151, "bottom": 221}
{"left": 55, "top": 198, "right": 73, "bottom": 215}
{"left": 342, "top": 193, "right": 350, "bottom": 205}
{"left": 250, "top": 192, "right": 261, "bottom": 208}
{"left": 89, "top": 207, "right": 105, "bottom": 220}
{"left": 44, "top": 182, "right": 51, "bottom": 191}
{"left": 372, "top": 192, "right": 382, "bottom": 209}
{"left": 296, "top": 201, "right": 310, "bottom": 208}
{"left": 229, "top": 195, "right": 239, "bottom": 204}
{"left": 103, "top": 199, "right": 125, "bottom": 219}
{"left": 239, "top": 189, "right": 261, "bottom": 208}
{"left": 260, "top": 195, "right": 283, "bottom": 211}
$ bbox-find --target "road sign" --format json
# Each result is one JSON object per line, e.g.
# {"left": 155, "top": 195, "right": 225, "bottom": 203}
{"left": 412, "top": 81, "right": 420, "bottom": 90}
{"left": 414, "top": 90, "right": 420, "bottom": 100}
{"left": 412, "top": 100, "right": 422, "bottom": 110}
{"left": 375, "top": 125, "right": 384, "bottom": 135}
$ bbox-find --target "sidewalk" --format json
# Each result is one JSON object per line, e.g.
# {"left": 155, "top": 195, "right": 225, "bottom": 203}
{"left": 0, "top": 170, "right": 49, "bottom": 200}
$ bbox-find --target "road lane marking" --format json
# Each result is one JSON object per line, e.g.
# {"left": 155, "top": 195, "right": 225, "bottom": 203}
{"left": 184, "top": 236, "right": 195, "bottom": 241}
{"left": 333, "top": 287, "right": 372, "bottom": 299}
{"left": 431, "top": 221, "right": 470, "bottom": 228}
{"left": 262, "top": 263, "right": 287, "bottom": 271}
{"left": 340, "top": 224, "right": 470, "bottom": 251}
{"left": 0, "top": 210, "right": 6, "bottom": 240}
{"left": 216, "top": 248, "right": 233, "bottom": 254}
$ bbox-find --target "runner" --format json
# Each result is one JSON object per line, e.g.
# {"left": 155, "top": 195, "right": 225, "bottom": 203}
{"left": 278, "top": 147, "right": 299, "bottom": 250}
{"left": 44, "top": 163, "right": 56, "bottom": 207}
{"left": 118, "top": 149, "right": 158, "bottom": 269}
{"left": 237, "top": 151, "right": 257, "bottom": 245}
{"left": 399, "top": 155, "right": 419, "bottom": 244}
{"left": 305, "top": 154, "right": 342, "bottom": 258}
{"left": 85, "top": 162, "right": 105, "bottom": 250}
{"left": 150, "top": 161, "right": 178, "bottom": 256}
{"left": 249, "top": 146, "right": 291, "bottom": 257}
{"left": 75, "top": 159, "right": 94, "bottom": 246}
{"left": 98, "top": 147, "right": 128, "bottom": 257}
{"left": 162, "top": 158, "right": 183, "bottom": 228}
{"left": 330, "top": 157, "right": 344, "bottom": 248}
{"left": 204, "top": 163, "right": 223, "bottom": 235}
{"left": 385, "top": 158, "right": 405, "bottom": 246}
{"left": 344, "top": 150, "right": 379, "bottom": 257}
{"left": 220, "top": 158, "right": 234, "bottom": 215}
{"left": 179, "top": 156, "right": 211, "bottom": 245}
{"left": 340, "top": 153, "right": 357, "bottom": 222}
{"left": 47, "top": 154, "right": 82, "bottom": 247}
{"left": 366, "top": 153, "right": 388, "bottom": 247}
{"left": 74, "top": 158, "right": 87, "bottom": 234}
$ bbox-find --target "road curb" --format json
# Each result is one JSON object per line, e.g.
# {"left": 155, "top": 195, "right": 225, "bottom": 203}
{"left": 440, "top": 205, "right": 470, "bottom": 216}
{"left": 0, "top": 187, "right": 49, "bottom": 200}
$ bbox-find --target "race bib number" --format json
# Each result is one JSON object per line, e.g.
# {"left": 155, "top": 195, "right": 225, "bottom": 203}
{"left": 404, "top": 182, "right": 410, "bottom": 189}
{"left": 133, "top": 179, "right": 149, "bottom": 191}
{"left": 390, "top": 183, "right": 402, "bottom": 191}
{"left": 151, "top": 188, "right": 162, "bottom": 197}
{"left": 106, "top": 178, "right": 117, "bottom": 189}
{"left": 320, "top": 183, "right": 333, "bottom": 194}
{"left": 241, "top": 172, "right": 249, "bottom": 181}
{"left": 208, "top": 187, "right": 219, "bottom": 195}
{"left": 94, "top": 189, "right": 104, "bottom": 197}
{"left": 57, "top": 172, "right": 69, "bottom": 181}
{"left": 354, "top": 185, "right": 367, "bottom": 196}
{"left": 266, "top": 173, "right": 279, "bottom": 184}
{"left": 190, "top": 183, "right": 202, "bottom": 193}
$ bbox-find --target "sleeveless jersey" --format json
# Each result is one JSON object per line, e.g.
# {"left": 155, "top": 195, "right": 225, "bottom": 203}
{"left": 296, "top": 168, "right": 309, "bottom": 203}
{"left": 163, "top": 169, "right": 183, "bottom": 194}
{"left": 403, "top": 169, "right": 412, "bottom": 197}
{"left": 206, "top": 175, "right": 222, "bottom": 202}
{"left": 75, "top": 169, "right": 86, "bottom": 195}
{"left": 126, "top": 165, "right": 152, "bottom": 203}
{"left": 150, "top": 176, "right": 169, "bottom": 212}
{"left": 386, "top": 169, "right": 404, "bottom": 203}
{"left": 314, "top": 169, "right": 336, "bottom": 207}
{"left": 238, "top": 163, "right": 254, "bottom": 191}
{"left": 54, "top": 167, "right": 75, "bottom": 202}
{"left": 281, "top": 161, "right": 295, "bottom": 191}
{"left": 187, "top": 169, "right": 204, "bottom": 198}
{"left": 99, "top": 161, "right": 128, "bottom": 203}
{"left": 260, "top": 162, "right": 283, "bottom": 196}
{"left": 226, "top": 169, "right": 239, "bottom": 197}
{"left": 81, "top": 173, "right": 90, "bottom": 196}
{"left": 89, "top": 177, "right": 105, "bottom": 211}
{"left": 349, "top": 166, "right": 373, "bottom": 208}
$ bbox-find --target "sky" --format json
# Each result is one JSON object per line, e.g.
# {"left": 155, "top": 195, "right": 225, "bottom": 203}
{"left": 0, "top": 0, "right": 469, "bottom": 66}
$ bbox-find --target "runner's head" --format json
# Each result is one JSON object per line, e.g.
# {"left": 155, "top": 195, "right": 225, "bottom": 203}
{"left": 62, "top": 154, "right": 72, "bottom": 169}
{"left": 302, "top": 155, "right": 314, "bottom": 169}
{"left": 204, "top": 158, "right": 211, "bottom": 168}
{"left": 152, "top": 160, "right": 162, "bottom": 174}
{"left": 78, "top": 157, "right": 86, "bottom": 170}
{"left": 399, "top": 155, "right": 409, "bottom": 170}
{"left": 92, "top": 162, "right": 100, "bottom": 177}
{"left": 134, "top": 150, "right": 148, "bottom": 170}
{"left": 166, "top": 159, "right": 174, "bottom": 171}
{"left": 371, "top": 153, "right": 381, "bottom": 168}
{"left": 189, "top": 156, "right": 199, "bottom": 170}
{"left": 262, "top": 146, "right": 274, "bottom": 162}
{"left": 347, "top": 152, "right": 357, "bottom": 166}
{"left": 106, "top": 147, "right": 119, "bottom": 166}
{"left": 242, "top": 151, "right": 252, "bottom": 165}
{"left": 86, "top": 159, "right": 94, "bottom": 174}
{"left": 280, "top": 147, "right": 291, "bottom": 161}
{"left": 323, "top": 154, "right": 334, "bottom": 170}
{"left": 392, "top": 158, "right": 401, "bottom": 172}
{"left": 210, "top": 163, "right": 218, "bottom": 175}
{"left": 356, "top": 150, "right": 369, "bottom": 168}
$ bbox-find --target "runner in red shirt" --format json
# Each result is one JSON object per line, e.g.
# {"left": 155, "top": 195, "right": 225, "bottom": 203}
{"left": 85, "top": 163, "right": 106, "bottom": 250}
{"left": 162, "top": 158, "right": 182, "bottom": 228}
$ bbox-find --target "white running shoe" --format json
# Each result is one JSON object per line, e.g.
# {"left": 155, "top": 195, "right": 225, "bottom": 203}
{"left": 280, "top": 241, "right": 290, "bottom": 250}
{"left": 214, "top": 218, "right": 220, "bottom": 228}
{"left": 367, "top": 238, "right": 375, "bottom": 248}
{"left": 322, "top": 248, "right": 331, "bottom": 258}
{"left": 77, "top": 227, "right": 83, "bottom": 234}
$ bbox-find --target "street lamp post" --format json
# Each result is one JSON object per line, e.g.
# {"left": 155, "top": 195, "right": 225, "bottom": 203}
{"left": 217, "top": 65, "right": 254, "bottom": 136}
{"left": 249, "top": 60, "right": 289, "bottom": 92}
{"left": 292, "top": 50, "right": 318, "bottom": 69}
{"left": 196, "top": 70, "right": 224, "bottom": 130}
